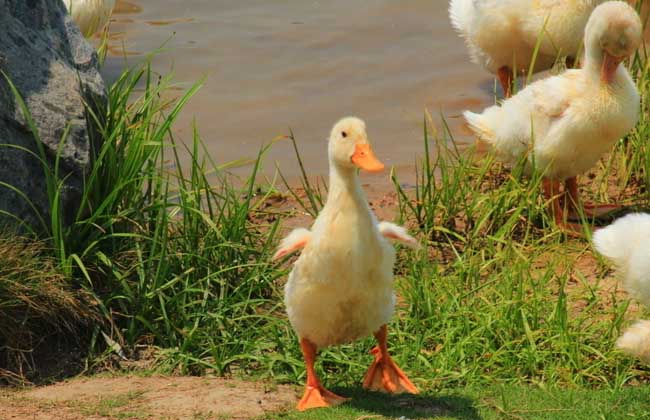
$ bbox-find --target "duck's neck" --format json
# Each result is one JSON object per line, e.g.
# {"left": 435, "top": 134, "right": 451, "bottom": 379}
{"left": 326, "top": 162, "right": 367, "bottom": 209}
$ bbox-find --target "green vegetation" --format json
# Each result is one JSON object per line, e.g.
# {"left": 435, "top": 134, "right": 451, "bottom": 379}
{"left": 265, "top": 385, "right": 650, "bottom": 419}
{"left": 1, "top": 16, "right": 650, "bottom": 420}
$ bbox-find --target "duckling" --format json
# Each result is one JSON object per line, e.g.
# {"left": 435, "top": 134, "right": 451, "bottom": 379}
{"left": 63, "top": 0, "right": 115, "bottom": 38}
{"left": 463, "top": 1, "right": 641, "bottom": 234}
{"left": 449, "top": 0, "right": 605, "bottom": 96}
{"left": 273, "top": 117, "right": 419, "bottom": 411}
{"left": 593, "top": 213, "right": 650, "bottom": 362}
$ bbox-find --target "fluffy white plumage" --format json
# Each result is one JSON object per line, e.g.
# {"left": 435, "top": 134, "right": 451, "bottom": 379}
{"left": 463, "top": 1, "right": 641, "bottom": 181}
{"left": 272, "top": 228, "right": 312, "bottom": 261}
{"left": 377, "top": 221, "right": 419, "bottom": 249}
{"left": 449, "top": 0, "right": 604, "bottom": 75}
{"left": 281, "top": 117, "right": 413, "bottom": 349}
{"left": 63, "top": 0, "right": 115, "bottom": 38}
{"left": 617, "top": 320, "right": 650, "bottom": 363}
{"left": 593, "top": 213, "right": 650, "bottom": 306}
{"left": 593, "top": 213, "right": 650, "bottom": 362}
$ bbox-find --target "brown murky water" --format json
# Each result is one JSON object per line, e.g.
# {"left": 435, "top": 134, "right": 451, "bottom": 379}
{"left": 103, "top": 0, "right": 492, "bottom": 177}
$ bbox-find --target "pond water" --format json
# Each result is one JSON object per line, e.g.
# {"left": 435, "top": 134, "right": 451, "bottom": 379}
{"left": 103, "top": 0, "right": 492, "bottom": 177}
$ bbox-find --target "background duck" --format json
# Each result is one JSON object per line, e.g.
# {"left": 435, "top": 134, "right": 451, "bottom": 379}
{"left": 449, "top": 0, "right": 605, "bottom": 96}
{"left": 63, "top": 0, "right": 115, "bottom": 38}
{"left": 273, "top": 117, "right": 419, "bottom": 411}
{"left": 463, "top": 1, "right": 641, "bottom": 234}
{"left": 593, "top": 213, "right": 650, "bottom": 362}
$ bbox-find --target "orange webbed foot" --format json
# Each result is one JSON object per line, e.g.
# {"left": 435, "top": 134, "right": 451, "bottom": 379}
{"left": 362, "top": 346, "right": 419, "bottom": 394}
{"left": 567, "top": 203, "right": 622, "bottom": 222}
{"left": 297, "top": 385, "right": 349, "bottom": 411}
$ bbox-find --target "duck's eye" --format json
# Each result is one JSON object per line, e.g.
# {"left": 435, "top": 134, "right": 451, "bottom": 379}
{"left": 341, "top": 131, "right": 348, "bottom": 138}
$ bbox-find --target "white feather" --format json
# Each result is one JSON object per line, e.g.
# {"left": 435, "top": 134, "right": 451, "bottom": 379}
{"left": 378, "top": 221, "right": 419, "bottom": 249}
{"left": 594, "top": 213, "right": 650, "bottom": 363}
{"left": 617, "top": 320, "right": 650, "bottom": 363}
{"left": 63, "top": 0, "right": 115, "bottom": 38}
{"left": 272, "top": 228, "right": 312, "bottom": 261}
{"left": 593, "top": 213, "right": 650, "bottom": 306}
{"left": 463, "top": 2, "right": 641, "bottom": 181}
{"left": 449, "top": 0, "right": 605, "bottom": 75}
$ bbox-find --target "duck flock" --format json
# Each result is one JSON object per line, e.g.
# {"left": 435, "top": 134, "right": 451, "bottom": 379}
{"left": 272, "top": 0, "right": 650, "bottom": 411}
{"left": 62, "top": 0, "right": 650, "bottom": 412}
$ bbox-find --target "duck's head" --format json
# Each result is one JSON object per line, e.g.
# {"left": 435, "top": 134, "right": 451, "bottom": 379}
{"left": 584, "top": 1, "right": 641, "bottom": 83}
{"left": 328, "top": 117, "right": 384, "bottom": 173}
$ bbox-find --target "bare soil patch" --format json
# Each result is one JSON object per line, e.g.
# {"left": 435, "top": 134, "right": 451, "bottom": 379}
{"left": 1, "top": 376, "right": 298, "bottom": 420}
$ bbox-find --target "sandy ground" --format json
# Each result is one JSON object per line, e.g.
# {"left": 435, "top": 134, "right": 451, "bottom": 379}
{"left": 1, "top": 376, "right": 298, "bottom": 420}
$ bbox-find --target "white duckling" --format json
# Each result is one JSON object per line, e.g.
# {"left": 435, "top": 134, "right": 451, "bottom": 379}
{"left": 63, "top": 0, "right": 116, "bottom": 38}
{"left": 273, "top": 117, "right": 419, "bottom": 411}
{"left": 593, "top": 213, "right": 650, "bottom": 362}
{"left": 449, "top": 0, "right": 605, "bottom": 96}
{"left": 463, "top": 1, "right": 641, "bottom": 234}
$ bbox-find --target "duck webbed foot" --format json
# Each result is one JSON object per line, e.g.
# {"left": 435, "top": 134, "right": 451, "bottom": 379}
{"left": 362, "top": 325, "right": 419, "bottom": 394}
{"left": 563, "top": 177, "right": 622, "bottom": 222}
{"left": 297, "top": 338, "right": 349, "bottom": 411}
{"left": 567, "top": 203, "right": 622, "bottom": 222}
{"left": 298, "top": 384, "right": 349, "bottom": 411}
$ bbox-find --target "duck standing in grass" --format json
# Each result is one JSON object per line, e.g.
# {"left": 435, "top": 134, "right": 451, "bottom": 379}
{"left": 449, "top": 0, "right": 605, "bottom": 96}
{"left": 63, "top": 0, "right": 116, "bottom": 38}
{"left": 463, "top": 1, "right": 641, "bottom": 234}
{"left": 593, "top": 213, "right": 650, "bottom": 362}
{"left": 273, "top": 117, "right": 419, "bottom": 411}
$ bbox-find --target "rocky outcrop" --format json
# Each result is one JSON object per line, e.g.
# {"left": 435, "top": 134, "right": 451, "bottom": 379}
{"left": 0, "top": 0, "right": 106, "bottom": 232}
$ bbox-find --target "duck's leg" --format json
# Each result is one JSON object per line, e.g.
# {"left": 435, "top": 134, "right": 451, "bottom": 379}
{"left": 564, "top": 176, "right": 621, "bottom": 221}
{"left": 297, "top": 338, "right": 349, "bottom": 411}
{"left": 362, "top": 325, "right": 419, "bottom": 394}
{"left": 497, "top": 66, "right": 513, "bottom": 98}
{"left": 543, "top": 178, "right": 584, "bottom": 237}
{"left": 565, "top": 56, "right": 576, "bottom": 69}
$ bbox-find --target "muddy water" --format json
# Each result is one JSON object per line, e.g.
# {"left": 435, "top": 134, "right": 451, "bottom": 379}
{"left": 104, "top": 1, "right": 492, "bottom": 177}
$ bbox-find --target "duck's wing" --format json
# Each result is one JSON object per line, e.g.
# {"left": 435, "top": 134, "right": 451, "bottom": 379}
{"left": 378, "top": 222, "right": 419, "bottom": 249}
{"left": 272, "top": 228, "right": 312, "bottom": 260}
{"left": 464, "top": 71, "right": 576, "bottom": 161}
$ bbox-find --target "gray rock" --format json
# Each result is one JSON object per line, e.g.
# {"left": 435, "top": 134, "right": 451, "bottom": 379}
{"left": 0, "top": 0, "right": 106, "bottom": 232}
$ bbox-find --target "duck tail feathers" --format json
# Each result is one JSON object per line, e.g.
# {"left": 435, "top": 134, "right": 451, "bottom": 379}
{"left": 449, "top": 0, "right": 473, "bottom": 34}
{"left": 463, "top": 111, "right": 495, "bottom": 144}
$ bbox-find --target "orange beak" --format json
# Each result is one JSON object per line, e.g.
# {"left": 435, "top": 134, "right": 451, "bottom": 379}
{"left": 351, "top": 143, "right": 384, "bottom": 172}
{"left": 601, "top": 52, "right": 623, "bottom": 84}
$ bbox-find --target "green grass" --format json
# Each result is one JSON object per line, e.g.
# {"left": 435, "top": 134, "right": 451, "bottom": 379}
{"left": 264, "top": 385, "right": 650, "bottom": 419}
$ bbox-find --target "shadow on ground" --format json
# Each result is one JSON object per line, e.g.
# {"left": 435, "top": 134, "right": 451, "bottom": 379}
{"left": 333, "top": 387, "right": 482, "bottom": 419}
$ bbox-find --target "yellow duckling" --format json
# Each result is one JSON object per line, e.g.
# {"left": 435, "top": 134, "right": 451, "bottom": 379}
{"left": 449, "top": 0, "right": 605, "bottom": 96}
{"left": 463, "top": 1, "right": 641, "bottom": 234}
{"left": 63, "top": 0, "right": 115, "bottom": 38}
{"left": 273, "top": 117, "right": 419, "bottom": 411}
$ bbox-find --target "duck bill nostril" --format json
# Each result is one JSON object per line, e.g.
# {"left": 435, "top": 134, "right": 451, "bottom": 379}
{"left": 351, "top": 143, "right": 384, "bottom": 172}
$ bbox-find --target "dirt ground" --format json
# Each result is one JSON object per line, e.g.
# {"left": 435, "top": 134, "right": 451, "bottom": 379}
{"left": 0, "top": 376, "right": 299, "bottom": 420}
